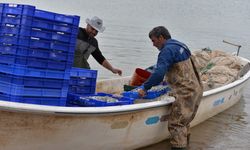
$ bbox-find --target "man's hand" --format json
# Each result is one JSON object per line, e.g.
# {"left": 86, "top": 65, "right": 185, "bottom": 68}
{"left": 112, "top": 68, "right": 122, "bottom": 76}
{"left": 136, "top": 85, "right": 146, "bottom": 97}
{"left": 138, "top": 88, "right": 146, "bottom": 97}
{"left": 101, "top": 60, "right": 122, "bottom": 76}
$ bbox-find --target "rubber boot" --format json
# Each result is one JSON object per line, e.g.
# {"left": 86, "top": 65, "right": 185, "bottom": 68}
{"left": 172, "top": 130, "right": 190, "bottom": 150}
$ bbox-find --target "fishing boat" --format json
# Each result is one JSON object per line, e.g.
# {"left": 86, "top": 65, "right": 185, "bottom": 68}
{"left": 0, "top": 55, "right": 249, "bottom": 150}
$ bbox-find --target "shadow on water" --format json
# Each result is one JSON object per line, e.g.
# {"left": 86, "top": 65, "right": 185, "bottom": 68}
{"left": 138, "top": 96, "right": 249, "bottom": 150}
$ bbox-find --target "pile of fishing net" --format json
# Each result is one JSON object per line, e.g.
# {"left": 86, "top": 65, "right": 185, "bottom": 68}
{"left": 192, "top": 48, "right": 244, "bottom": 91}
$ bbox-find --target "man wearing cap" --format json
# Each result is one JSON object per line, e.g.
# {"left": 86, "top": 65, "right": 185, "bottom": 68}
{"left": 73, "top": 16, "right": 122, "bottom": 75}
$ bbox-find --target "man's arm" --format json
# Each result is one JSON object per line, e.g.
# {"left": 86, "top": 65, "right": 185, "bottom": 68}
{"left": 102, "top": 59, "right": 122, "bottom": 76}
{"left": 143, "top": 47, "right": 174, "bottom": 90}
{"left": 92, "top": 47, "right": 122, "bottom": 75}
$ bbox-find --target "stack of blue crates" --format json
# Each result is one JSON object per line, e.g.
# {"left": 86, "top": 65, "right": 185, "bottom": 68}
{"left": 69, "top": 67, "right": 98, "bottom": 95}
{"left": 0, "top": 3, "right": 80, "bottom": 106}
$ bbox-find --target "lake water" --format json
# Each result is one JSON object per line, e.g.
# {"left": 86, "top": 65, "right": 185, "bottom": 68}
{"left": 2, "top": 0, "right": 250, "bottom": 149}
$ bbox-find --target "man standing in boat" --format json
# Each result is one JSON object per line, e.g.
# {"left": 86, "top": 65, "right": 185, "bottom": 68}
{"left": 137, "top": 26, "right": 203, "bottom": 150}
{"left": 73, "top": 16, "right": 122, "bottom": 75}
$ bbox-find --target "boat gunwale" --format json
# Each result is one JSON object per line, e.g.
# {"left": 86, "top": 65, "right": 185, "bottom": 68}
{"left": 0, "top": 57, "right": 249, "bottom": 115}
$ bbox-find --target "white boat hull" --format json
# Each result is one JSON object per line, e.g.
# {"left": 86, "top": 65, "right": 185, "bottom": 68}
{"left": 0, "top": 57, "right": 249, "bottom": 150}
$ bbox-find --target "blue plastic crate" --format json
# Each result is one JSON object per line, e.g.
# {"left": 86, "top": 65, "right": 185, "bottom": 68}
{"left": 0, "top": 92, "right": 67, "bottom": 106}
{"left": 0, "top": 14, "right": 33, "bottom": 26}
{"left": 0, "top": 35, "right": 30, "bottom": 46}
{"left": 67, "top": 93, "right": 134, "bottom": 107}
{"left": 0, "top": 72, "right": 69, "bottom": 88}
{"left": 0, "top": 54, "right": 25, "bottom": 64}
{"left": 0, "top": 3, "right": 80, "bottom": 26}
{"left": 0, "top": 63, "right": 70, "bottom": 79}
{"left": 0, "top": 54, "right": 73, "bottom": 70}
{"left": 0, "top": 80, "right": 68, "bottom": 97}
{"left": 122, "top": 85, "right": 171, "bottom": 99}
{"left": 27, "top": 48, "right": 74, "bottom": 62}
{"left": 31, "top": 29, "right": 52, "bottom": 40}
{"left": 34, "top": 9, "right": 80, "bottom": 26}
{"left": 53, "top": 24, "right": 78, "bottom": 35}
{"left": 30, "top": 29, "right": 77, "bottom": 44}
{"left": 31, "top": 18, "right": 53, "bottom": 30}
{"left": 31, "top": 19, "right": 79, "bottom": 34}
{"left": 68, "top": 85, "right": 96, "bottom": 94}
{"left": 69, "top": 68, "right": 98, "bottom": 93}
{"left": 54, "top": 14, "right": 80, "bottom": 26}
{"left": 29, "top": 38, "right": 50, "bottom": 49}
{"left": 69, "top": 77, "right": 96, "bottom": 86}
{"left": 0, "top": 45, "right": 74, "bottom": 63}
{"left": 0, "top": 44, "right": 29, "bottom": 55}
{"left": 52, "top": 32, "right": 77, "bottom": 44}
{"left": 0, "top": 44, "right": 16, "bottom": 54}
{"left": 29, "top": 39, "right": 76, "bottom": 52}
{"left": 70, "top": 67, "right": 98, "bottom": 78}
{"left": 0, "top": 3, "right": 35, "bottom": 16}
{"left": 0, "top": 25, "right": 31, "bottom": 36}
{"left": 0, "top": 3, "right": 80, "bottom": 35}
{"left": 29, "top": 57, "right": 72, "bottom": 70}
{"left": 51, "top": 42, "right": 76, "bottom": 52}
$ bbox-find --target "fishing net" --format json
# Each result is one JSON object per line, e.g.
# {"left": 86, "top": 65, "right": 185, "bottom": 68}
{"left": 193, "top": 49, "right": 244, "bottom": 91}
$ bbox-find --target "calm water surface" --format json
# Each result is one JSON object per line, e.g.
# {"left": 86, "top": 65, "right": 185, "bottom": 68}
{"left": 2, "top": 0, "right": 250, "bottom": 149}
